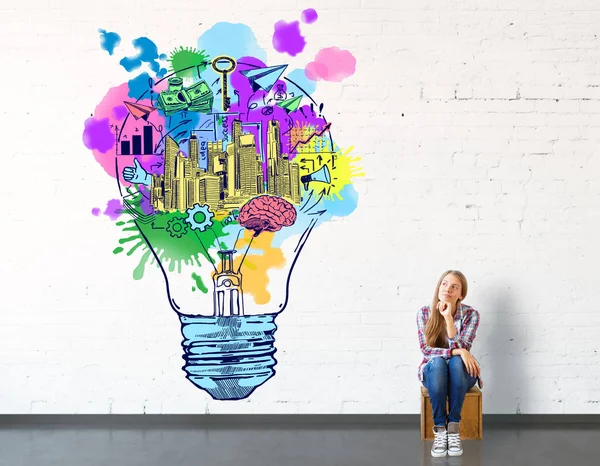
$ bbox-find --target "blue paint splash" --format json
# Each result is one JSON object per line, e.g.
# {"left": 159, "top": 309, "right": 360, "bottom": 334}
{"left": 287, "top": 68, "right": 317, "bottom": 95}
{"left": 120, "top": 37, "right": 168, "bottom": 78}
{"left": 198, "top": 22, "right": 267, "bottom": 62}
{"left": 98, "top": 28, "right": 121, "bottom": 55}
{"left": 269, "top": 184, "right": 359, "bottom": 249}
{"left": 127, "top": 72, "right": 153, "bottom": 99}
{"left": 322, "top": 184, "right": 359, "bottom": 217}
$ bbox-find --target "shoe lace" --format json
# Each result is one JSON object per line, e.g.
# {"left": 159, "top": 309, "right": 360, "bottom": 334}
{"left": 433, "top": 429, "right": 447, "bottom": 449}
{"left": 447, "top": 432, "right": 461, "bottom": 449}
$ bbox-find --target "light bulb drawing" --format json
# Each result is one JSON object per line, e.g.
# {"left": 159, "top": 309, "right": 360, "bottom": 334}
{"left": 84, "top": 23, "right": 362, "bottom": 400}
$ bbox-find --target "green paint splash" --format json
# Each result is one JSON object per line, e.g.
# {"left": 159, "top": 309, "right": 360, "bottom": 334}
{"left": 192, "top": 272, "right": 208, "bottom": 293}
{"left": 168, "top": 46, "right": 210, "bottom": 78}
{"left": 112, "top": 189, "right": 233, "bottom": 293}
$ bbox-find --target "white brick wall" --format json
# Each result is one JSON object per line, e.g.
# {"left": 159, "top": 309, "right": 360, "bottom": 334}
{"left": 1, "top": 0, "right": 599, "bottom": 414}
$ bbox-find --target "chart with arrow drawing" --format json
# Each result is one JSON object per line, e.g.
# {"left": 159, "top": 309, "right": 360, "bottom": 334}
{"left": 288, "top": 122, "right": 333, "bottom": 154}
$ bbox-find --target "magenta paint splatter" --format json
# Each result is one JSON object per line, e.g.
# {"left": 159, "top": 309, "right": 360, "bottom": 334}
{"left": 272, "top": 20, "right": 306, "bottom": 57}
{"left": 103, "top": 199, "right": 123, "bottom": 221}
{"left": 301, "top": 8, "right": 318, "bottom": 24}
{"left": 82, "top": 117, "right": 115, "bottom": 153}
{"left": 305, "top": 46, "right": 357, "bottom": 82}
{"left": 91, "top": 207, "right": 101, "bottom": 216}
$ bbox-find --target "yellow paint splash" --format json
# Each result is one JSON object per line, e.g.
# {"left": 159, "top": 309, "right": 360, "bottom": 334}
{"left": 231, "top": 230, "right": 286, "bottom": 305}
{"left": 295, "top": 145, "right": 364, "bottom": 201}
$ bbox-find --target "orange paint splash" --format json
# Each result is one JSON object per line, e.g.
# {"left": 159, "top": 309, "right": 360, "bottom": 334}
{"left": 232, "top": 230, "right": 286, "bottom": 305}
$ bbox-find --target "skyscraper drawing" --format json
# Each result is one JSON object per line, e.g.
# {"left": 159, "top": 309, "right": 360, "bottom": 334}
{"left": 150, "top": 118, "right": 302, "bottom": 213}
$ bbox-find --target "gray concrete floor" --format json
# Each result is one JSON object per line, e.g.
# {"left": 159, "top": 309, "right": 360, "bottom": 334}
{"left": 0, "top": 422, "right": 597, "bottom": 466}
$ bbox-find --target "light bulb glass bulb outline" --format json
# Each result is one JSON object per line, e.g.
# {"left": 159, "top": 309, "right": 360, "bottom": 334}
{"left": 85, "top": 30, "right": 362, "bottom": 400}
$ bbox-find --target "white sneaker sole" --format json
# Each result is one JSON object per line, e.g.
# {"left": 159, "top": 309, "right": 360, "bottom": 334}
{"left": 448, "top": 449, "right": 463, "bottom": 456}
{"left": 431, "top": 449, "right": 447, "bottom": 457}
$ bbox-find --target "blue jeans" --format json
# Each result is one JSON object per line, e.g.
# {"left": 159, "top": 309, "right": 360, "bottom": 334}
{"left": 422, "top": 356, "right": 478, "bottom": 427}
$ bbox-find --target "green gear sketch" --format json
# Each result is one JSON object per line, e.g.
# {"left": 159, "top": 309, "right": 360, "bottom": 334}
{"left": 166, "top": 217, "right": 189, "bottom": 238}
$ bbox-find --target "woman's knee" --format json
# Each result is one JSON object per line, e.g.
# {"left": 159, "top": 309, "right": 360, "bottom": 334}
{"left": 424, "top": 357, "right": 448, "bottom": 387}
{"left": 428, "top": 357, "right": 448, "bottom": 372}
{"left": 448, "top": 355, "right": 464, "bottom": 368}
{"left": 448, "top": 356, "right": 469, "bottom": 383}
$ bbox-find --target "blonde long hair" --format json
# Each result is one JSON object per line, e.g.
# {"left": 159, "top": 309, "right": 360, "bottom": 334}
{"left": 425, "top": 270, "right": 468, "bottom": 348}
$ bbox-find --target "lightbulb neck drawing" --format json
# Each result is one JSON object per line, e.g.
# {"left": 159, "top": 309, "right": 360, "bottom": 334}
{"left": 213, "top": 249, "right": 244, "bottom": 317}
{"left": 85, "top": 24, "right": 361, "bottom": 400}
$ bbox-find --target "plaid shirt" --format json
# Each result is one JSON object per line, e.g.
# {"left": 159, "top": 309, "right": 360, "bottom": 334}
{"left": 417, "top": 303, "right": 483, "bottom": 389}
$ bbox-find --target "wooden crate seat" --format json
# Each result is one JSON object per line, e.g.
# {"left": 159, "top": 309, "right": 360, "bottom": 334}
{"left": 420, "top": 385, "right": 482, "bottom": 440}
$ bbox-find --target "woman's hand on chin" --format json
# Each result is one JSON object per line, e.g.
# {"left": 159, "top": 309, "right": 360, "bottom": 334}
{"left": 437, "top": 300, "right": 454, "bottom": 319}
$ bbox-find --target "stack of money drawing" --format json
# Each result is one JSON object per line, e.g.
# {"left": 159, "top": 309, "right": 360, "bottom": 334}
{"left": 157, "top": 79, "right": 214, "bottom": 116}
{"left": 186, "top": 80, "right": 213, "bottom": 112}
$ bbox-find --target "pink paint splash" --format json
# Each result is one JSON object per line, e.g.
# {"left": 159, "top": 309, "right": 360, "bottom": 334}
{"left": 301, "top": 8, "right": 318, "bottom": 24}
{"left": 305, "top": 47, "right": 357, "bottom": 82}
{"left": 272, "top": 20, "right": 306, "bottom": 57}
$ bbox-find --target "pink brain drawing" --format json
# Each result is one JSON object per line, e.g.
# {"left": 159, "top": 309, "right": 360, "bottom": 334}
{"left": 238, "top": 196, "right": 297, "bottom": 235}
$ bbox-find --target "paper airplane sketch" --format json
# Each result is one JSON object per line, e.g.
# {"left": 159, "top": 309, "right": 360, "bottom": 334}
{"left": 240, "top": 64, "right": 288, "bottom": 92}
{"left": 277, "top": 95, "right": 303, "bottom": 113}
{"left": 124, "top": 101, "right": 156, "bottom": 120}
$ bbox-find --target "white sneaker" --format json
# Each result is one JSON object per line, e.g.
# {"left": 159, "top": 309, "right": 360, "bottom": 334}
{"left": 447, "top": 422, "right": 463, "bottom": 456}
{"left": 431, "top": 425, "right": 447, "bottom": 457}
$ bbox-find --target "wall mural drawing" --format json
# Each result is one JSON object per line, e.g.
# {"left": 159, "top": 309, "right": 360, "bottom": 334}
{"left": 84, "top": 13, "right": 362, "bottom": 400}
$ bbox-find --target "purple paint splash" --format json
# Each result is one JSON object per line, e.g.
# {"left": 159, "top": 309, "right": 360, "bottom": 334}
{"left": 112, "top": 105, "right": 128, "bottom": 120}
{"left": 82, "top": 117, "right": 115, "bottom": 153}
{"left": 138, "top": 187, "right": 156, "bottom": 216}
{"left": 103, "top": 199, "right": 123, "bottom": 221}
{"left": 272, "top": 20, "right": 306, "bottom": 57}
{"left": 301, "top": 9, "right": 318, "bottom": 24}
{"left": 91, "top": 207, "right": 101, "bottom": 216}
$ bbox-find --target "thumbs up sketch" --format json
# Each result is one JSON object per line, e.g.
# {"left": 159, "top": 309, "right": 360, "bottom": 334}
{"left": 122, "top": 158, "right": 151, "bottom": 186}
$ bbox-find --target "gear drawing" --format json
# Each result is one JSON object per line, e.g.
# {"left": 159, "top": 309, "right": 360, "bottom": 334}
{"left": 185, "top": 204, "right": 214, "bottom": 231}
{"left": 166, "top": 217, "right": 189, "bottom": 238}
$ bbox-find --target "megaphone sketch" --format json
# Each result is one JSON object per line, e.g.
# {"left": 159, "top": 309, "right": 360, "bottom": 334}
{"left": 300, "top": 165, "right": 331, "bottom": 190}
